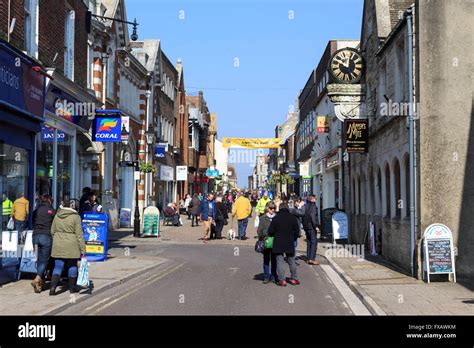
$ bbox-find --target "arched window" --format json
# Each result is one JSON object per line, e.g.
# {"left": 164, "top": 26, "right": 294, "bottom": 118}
{"left": 377, "top": 168, "right": 382, "bottom": 216}
{"left": 394, "top": 159, "right": 401, "bottom": 218}
{"left": 405, "top": 156, "right": 410, "bottom": 217}
{"left": 369, "top": 170, "right": 375, "bottom": 215}
{"left": 385, "top": 164, "right": 391, "bottom": 218}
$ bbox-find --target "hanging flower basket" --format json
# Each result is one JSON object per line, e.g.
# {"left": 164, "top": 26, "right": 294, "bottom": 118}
{"left": 139, "top": 162, "right": 155, "bottom": 173}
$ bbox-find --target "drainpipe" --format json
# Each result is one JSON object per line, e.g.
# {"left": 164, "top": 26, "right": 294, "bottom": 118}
{"left": 406, "top": 7, "right": 416, "bottom": 277}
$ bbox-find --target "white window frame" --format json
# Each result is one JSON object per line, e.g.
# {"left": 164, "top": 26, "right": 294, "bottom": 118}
{"left": 64, "top": 9, "right": 75, "bottom": 81}
{"left": 24, "top": 0, "right": 39, "bottom": 58}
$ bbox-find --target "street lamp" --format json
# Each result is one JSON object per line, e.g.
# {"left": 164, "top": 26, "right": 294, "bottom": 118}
{"left": 145, "top": 125, "right": 155, "bottom": 206}
{"left": 133, "top": 139, "right": 140, "bottom": 237}
{"left": 278, "top": 153, "right": 285, "bottom": 196}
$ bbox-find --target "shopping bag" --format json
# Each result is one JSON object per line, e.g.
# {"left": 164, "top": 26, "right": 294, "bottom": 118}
{"left": 77, "top": 257, "right": 90, "bottom": 288}
{"left": 254, "top": 215, "right": 259, "bottom": 229}
{"left": 255, "top": 240, "right": 264, "bottom": 253}
{"left": 7, "top": 217, "right": 14, "bottom": 230}
{"left": 264, "top": 236, "right": 274, "bottom": 249}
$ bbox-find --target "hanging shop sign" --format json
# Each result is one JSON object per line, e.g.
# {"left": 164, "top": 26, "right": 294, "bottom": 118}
{"left": 121, "top": 116, "right": 129, "bottom": 142}
{"left": 317, "top": 116, "right": 330, "bottom": 133}
{"left": 344, "top": 119, "right": 369, "bottom": 153}
{"left": 0, "top": 41, "right": 45, "bottom": 118}
{"left": 82, "top": 212, "right": 109, "bottom": 262}
{"left": 299, "top": 161, "right": 311, "bottom": 179}
{"left": 40, "top": 124, "right": 65, "bottom": 142}
{"left": 154, "top": 144, "right": 167, "bottom": 158}
{"left": 332, "top": 211, "right": 349, "bottom": 241}
{"left": 92, "top": 116, "right": 121, "bottom": 142}
{"left": 222, "top": 137, "right": 282, "bottom": 149}
{"left": 423, "top": 223, "right": 456, "bottom": 283}
{"left": 160, "top": 165, "right": 174, "bottom": 181}
{"left": 176, "top": 166, "right": 188, "bottom": 181}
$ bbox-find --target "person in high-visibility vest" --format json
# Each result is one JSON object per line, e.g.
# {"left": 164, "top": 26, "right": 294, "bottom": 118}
{"left": 256, "top": 191, "right": 271, "bottom": 217}
{"left": 2, "top": 193, "right": 13, "bottom": 231}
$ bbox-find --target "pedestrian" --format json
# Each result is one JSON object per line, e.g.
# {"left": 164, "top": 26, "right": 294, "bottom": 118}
{"left": 257, "top": 202, "right": 278, "bottom": 284}
{"left": 189, "top": 193, "right": 201, "bottom": 227}
{"left": 273, "top": 193, "right": 282, "bottom": 212}
{"left": 255, "top": 190, "right": 271, "bottom": 217}
{"left": 79, "top": 187, "right": 92, "bottom": 216}
{"left": 200, "top": 192, "right": 215, "bottom": 240}
{"left": 231, "top": 192, "right": 252, "bottom": 240}
{"left": 49, "top": 196, "right": 86, "bottom": 295}
{"left": 30, "top": 195, "right": 55, "bottom": 293}
{"left": 184, "top": 194, "right": 192, "bottom": 219}
{"left": 214, "top": 196, "right": 229, "bottom": 239}
{"left": 302, "top": 194, "right": 321, "bottom": 265}
{"left": 267, "top": 202, "right": 301, "bottom": 286}
{"left": 289, "top": 198, "right": 305, "bottom": 261}
{"left": 164, "top": 203, "right": 180, "bottom": 226}
{"left": 1, "top": 192, "right": 13, "bottom": 231}
{"left": 82, "top": 191, "right": 102, "bottom": 214}
{"left": 12, "top": 193, "right": 29, "bottom": 243}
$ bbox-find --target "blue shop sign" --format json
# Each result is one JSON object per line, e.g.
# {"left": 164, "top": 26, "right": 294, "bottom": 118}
{"left": 92, "top": 116, "right": 121, "bottom": 142}
{"left": 40, "top": 124, "right": 65, "bottom": 142}
{"left": 82, "top": 213, "right": 108, "bottom": 262}
{"left": 155, "top": 144, "right": 166, "bottom": 158}
{"left": 0, "top": 40, "right": 45, "bottom": 118}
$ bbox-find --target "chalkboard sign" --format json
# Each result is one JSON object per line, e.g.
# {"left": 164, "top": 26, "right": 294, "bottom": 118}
{"left": 321, "top": 208, "right": 339, "bottom": 240}
{"left": 423, "top": 223, "right": 456, "bottom": 283}
{"left": 427, "top": 239, "right": 452, "bottom": 273}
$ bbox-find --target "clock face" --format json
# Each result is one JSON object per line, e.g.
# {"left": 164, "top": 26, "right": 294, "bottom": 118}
{"left": 329, "top": 47, "right": 364, "bottom": 84}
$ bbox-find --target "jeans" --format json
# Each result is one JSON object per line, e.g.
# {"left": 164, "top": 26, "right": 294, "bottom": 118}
{"left": 32, "top": 234, "right": 52, "bottom": 278}
{"left": 237, "top": 218, "right": 248, "bottom": 239}
{"left": 263, "top": 248, "right": 277, "bottom": 280}
{"left": 15, "top": 220, "right": 26, "bottom": 242}
{"left": 305, "top": 228, "right": 317, "bottom": 261}
{"left": 53, "top": 259, "right": 78, "bottom": 278}
{"left": 275, "top": 253, "right": 298, "bottom": 281}
{"left": 215, "top": 220, "right": 224, "bottom": 239}
{"left": 294, "top": 239, "right": 297, "bottom": 256}
{"left": 1, "top": 215, "right": 9, "bottom": 230}
{"left": 191, "top": 214, "right": 199, "bottom": 226}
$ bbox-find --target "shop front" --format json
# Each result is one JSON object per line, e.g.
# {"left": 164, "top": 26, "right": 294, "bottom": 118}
{"left": 322, "top": 148, "right": 342, "bottom": 210}
{"left": 38, "top": 71, "right": 99, "bottom": 207}
{"left": 0, "top": 39, "right": 46, "bottom": 223}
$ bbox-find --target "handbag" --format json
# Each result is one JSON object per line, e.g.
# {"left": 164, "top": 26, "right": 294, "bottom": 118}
{"left": 188, "top": 201, "right": 193, "bottom": 209}
{"left": 255, "top": 240, "right": 264, "bottom": 253}
{"left": 264, "top": 236, "right": 274, "bottom": 249}
{"left": 7, "top": 217, "right": 14, "bottom": 230}
{"left": 254, "top": 215, "right": 260, "bottom": 229}
{"left": 77, "top": 256, "right": 90, "bottom": 288}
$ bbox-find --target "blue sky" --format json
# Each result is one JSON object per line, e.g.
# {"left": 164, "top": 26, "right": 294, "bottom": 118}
{"left": 126, "top": 0, "right": 364, "bottom": 187}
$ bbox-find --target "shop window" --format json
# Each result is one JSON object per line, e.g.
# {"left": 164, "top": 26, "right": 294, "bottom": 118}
{"left": 0, "top": 143, "right": 29, "bottom": 215}
{"left": 35, "top": 135, "right": 54, "bottom": 198}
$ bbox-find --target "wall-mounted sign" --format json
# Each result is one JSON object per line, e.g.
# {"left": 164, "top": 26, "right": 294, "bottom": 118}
{"left": 0, "top": 42, "right": 45, "bottom": 118}
{"left": 325, "top": 150, "right": 340, "bottom": 170}
{"left": 317, "top": 116, "right": 330, "bottom": 133}
{"left": 423, "top": 223, "right": 456, "bottom": 283}
{"left": 176, "top": 166, "right": 188, "bottom": 181}
{"left": 154, "top": 144, "right": 167, "bottom": 158}
{"left": 344, "top": 119, "right": 368, "bottom": 153}
{"left": 92, "top": 116, "right": 121, "bottom": 142}
{"left": 160, "top": 165, "right": 174, "bottom": 181}
{"left": 299, "top": 161, "right": 311, "bottom": 178}
{"left": 41, "top": 124, "right": 65, "bottom": 142}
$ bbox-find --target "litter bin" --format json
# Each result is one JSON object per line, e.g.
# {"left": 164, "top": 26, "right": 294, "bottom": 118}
{"left": 143, "top": 206, "right": 160, "bottom": 237}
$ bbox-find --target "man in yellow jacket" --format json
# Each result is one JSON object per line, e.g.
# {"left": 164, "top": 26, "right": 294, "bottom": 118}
{"left": 12, "top": 193, "right": 29, "bottom": 243}
{"left": 255, "top": 191, "right": 271, "bottom": 217}
{"left": 2, "top": 193, "right": 13, "bottom": 230}
{"left": 232, "top": 192, "right": 252, "bottom": 240}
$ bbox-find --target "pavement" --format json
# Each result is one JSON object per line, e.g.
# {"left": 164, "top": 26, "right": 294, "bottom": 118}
{"left": 0, "top": 213, "right": 472, "bottom": 315}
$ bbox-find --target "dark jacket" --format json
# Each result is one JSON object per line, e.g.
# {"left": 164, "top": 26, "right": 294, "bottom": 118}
{"left": 257, "top": 214, "right": 274, "bottom": 239}
{"left": 215, "top": 202, "right": 228, "bottom": 222}
{"left": 200, "top": 198, "right": 215, "bottom": 221}
{"left": 189, "top": 197, "right": 201, "bottom": 215}
{"left": 32, "top": 203, "right": 56, "bottom": 235}
{"left": 268, "top": 208, "right": 300, "bottom": 254}
{"left": 302, "top": 201, "right": 319, "bottom": 231}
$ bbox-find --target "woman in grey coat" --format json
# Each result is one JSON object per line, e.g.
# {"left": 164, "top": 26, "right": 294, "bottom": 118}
{"left": 256, "top": 202, "right": 277, "bottom": 284}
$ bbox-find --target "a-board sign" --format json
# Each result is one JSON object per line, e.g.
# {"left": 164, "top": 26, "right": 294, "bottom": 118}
{"left": 19, "top": 230, "right": 37, "bottom": 277}
{"left": 82, "top": 213, "right": 108, "bottom": 262}
{"left": 423, "top": 223, "right": 456, "bottom": 283}
{"left": 143, "top": 206, "right": 160, "bottom": 237}
{"left": 332, "top": 211, "right": 348, "bottom": 241}
{"left": 1, "top": 230, "right": 20, "bottom": 268}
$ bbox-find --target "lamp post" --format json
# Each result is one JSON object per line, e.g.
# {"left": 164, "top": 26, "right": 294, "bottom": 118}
{"left": 145, "top": 125, "right": 155, "bottom": 207}
{"left": 278, "top": 153, "right": 285, "bottom": 196}
{"left": 133, "top": 139, "right": 140, "bottom": 237}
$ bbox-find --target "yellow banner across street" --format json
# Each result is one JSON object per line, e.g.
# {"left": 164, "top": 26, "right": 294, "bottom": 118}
{"left": 222, "top": 137, "right": 282, "bottom": 148}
